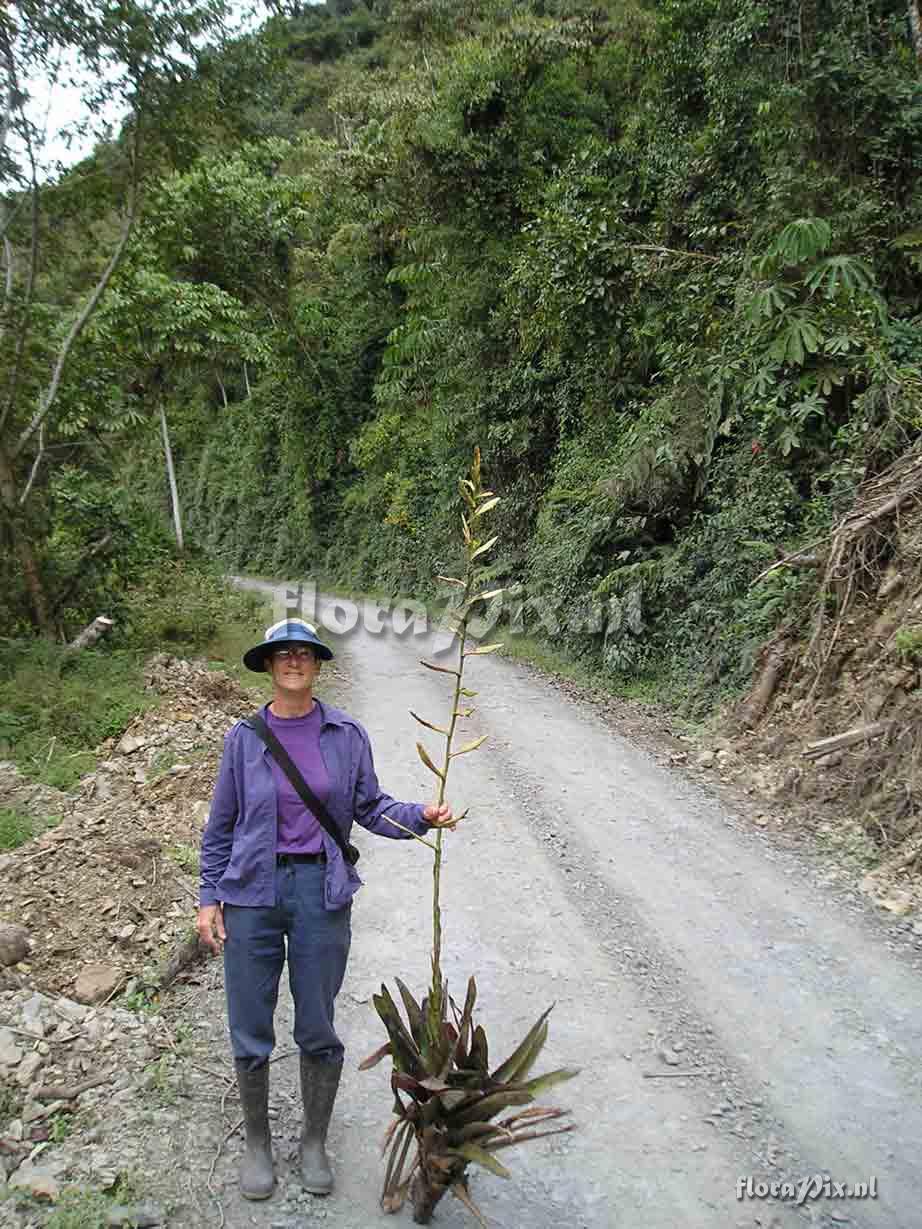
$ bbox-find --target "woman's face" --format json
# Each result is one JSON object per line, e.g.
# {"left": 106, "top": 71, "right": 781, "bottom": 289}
{"left": 268, "top": 645, "right": 321, "bottom": 695}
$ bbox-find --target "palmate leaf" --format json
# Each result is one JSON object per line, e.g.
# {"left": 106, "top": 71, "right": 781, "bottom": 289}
{"left": 769, "top": 312, "right": 820, "bottom": 367}
{"left": 766, "top": 217, "right": 832, "bottom": 268}
{"left": 805, "top": 253, "right": 875, "bottom": 299}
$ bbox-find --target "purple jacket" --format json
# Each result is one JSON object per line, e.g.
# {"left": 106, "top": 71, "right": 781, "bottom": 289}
{"left": 200, "top": 700, "right": 431, "bottom": 911}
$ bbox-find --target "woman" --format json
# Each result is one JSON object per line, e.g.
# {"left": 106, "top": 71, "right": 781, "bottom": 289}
{"left": 196, "top": 617, "right": 454, "bottom": 1202}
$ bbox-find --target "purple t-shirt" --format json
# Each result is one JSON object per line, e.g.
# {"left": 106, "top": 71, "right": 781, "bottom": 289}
{"left": 267, "top": 703, "right": 329, "bottom": 854}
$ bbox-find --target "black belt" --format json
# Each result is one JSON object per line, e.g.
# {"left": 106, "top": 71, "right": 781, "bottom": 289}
{"left": 277, "top": 851, "right": 325, "bottom": 864}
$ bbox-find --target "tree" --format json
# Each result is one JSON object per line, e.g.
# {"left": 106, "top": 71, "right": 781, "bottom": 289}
{"left": 0, "top": 0, "right": 230, "bottom": 631}
{"left": 91, "top": 264, "right": 270, "bottom": 551}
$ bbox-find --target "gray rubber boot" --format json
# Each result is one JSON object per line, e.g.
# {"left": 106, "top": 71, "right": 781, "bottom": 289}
{"left": 298, "top": 1055, "right": 343, "bottom": 1194}
{"left": 235, "top": 1060, "right": 275, "bottom": 1201}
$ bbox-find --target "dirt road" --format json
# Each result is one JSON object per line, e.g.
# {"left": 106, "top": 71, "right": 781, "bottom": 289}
{"left": 195, "top": 583, "right": 922, "bottom": 1229}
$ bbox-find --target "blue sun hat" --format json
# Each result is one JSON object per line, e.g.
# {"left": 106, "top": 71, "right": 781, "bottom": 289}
{"left": 243, "top": 617, "right": 334, "bottom": 672}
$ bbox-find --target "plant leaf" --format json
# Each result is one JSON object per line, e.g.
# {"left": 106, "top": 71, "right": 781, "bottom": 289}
{"left": 373, "top": 986, "right": 424, "bottom": 1076}
{"left": 410, "top": 710, "right": 449, "bottom": 735}
{"left": 491, "top": 1006, "right": 553, "bottom": 1085}
{"left": 457, "top": 975, "right": 477, "bottom": 1062}
{"left": 392, "top": 1071, "right": 433, "bottom": 1101}
{"left": 420, "top": 659, "right": 460, "bottom": 676}
{"left": 451, "top": 734, "right": 488, "bottom": 757}
{"left": 437, "top": 575, "right": 465, "bottom": 587}
{"left": 468, "top": 1024, "right": 489, "bottom": 1075}
{"left": 464, "top": 643, "right": 503, "bottom": 656}
{"left": 416, "top": 741, "right": 445, "bottom": 780}
{"left": 450, "top": 1181, "right": 490, "bottom": 1228}
{"left": 470, "top": 535, "right": 498, "bottom": 560}
{"left": 394, "top": 977, "right": 424, "bottom": 1045}
{"left": 469, "top": 587, "right": 506, "bottom": 604}
{"left": 451, "top": 1143, "right": 512, "bottom": 1179}
{"left": 358, "top": 1041, "right": 392, "bottom": 1071}
{"left": 511, "top": 1067, "right": 581, "bottom": 1096}
{"left": 472, "top": 496, "right": 500, "bottom": 518}
{"left": 449, "top": 1089, "right": 534, "bottom": 1126}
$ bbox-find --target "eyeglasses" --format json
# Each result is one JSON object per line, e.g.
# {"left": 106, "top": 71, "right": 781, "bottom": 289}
{"left": 272, "top": 647, "right": 316, "bottom": 661}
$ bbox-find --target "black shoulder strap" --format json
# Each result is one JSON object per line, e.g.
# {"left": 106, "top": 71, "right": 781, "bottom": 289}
{"left": 247, "top": 712, "right": 359, "bottom": 865}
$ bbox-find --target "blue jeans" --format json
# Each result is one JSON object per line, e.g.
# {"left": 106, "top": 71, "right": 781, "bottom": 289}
{"left": 223, "top": 859, "right": 351, "bottom": 1070}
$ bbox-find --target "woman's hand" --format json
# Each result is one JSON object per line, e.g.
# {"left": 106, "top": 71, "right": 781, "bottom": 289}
{"left": 423, "top": 802, "right": 457, "bottom": 830}
{"left": 196, "top": 903, "right": 226, "bottom": 955}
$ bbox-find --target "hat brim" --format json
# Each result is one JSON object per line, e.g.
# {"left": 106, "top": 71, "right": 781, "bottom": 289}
{"left": 243, "top": 639, "right": 334, "bottom": 672}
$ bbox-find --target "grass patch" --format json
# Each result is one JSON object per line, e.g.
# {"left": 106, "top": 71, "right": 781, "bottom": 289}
{"left": 0, "top": 806, "right": 37, "bottom": 851}
{"left": 166, "top": 842, "right": 199, "bottom": 875}
{"left": 0, "top": 567, "right": 273, "bottom": 794}
{"left": 0, "top": 642, "right": 152, "bottom": 791}
{"left": 43, "top": 1172, "right": 147, "bottom": 1229}
{"left": 497, "top": 631, "right": 605, "bottom": 688}
{"left": 0, "top": 805, "right": 61, "bottom": 852}
{"left": 203, "top": 618, "right": 272, "bottom": 692}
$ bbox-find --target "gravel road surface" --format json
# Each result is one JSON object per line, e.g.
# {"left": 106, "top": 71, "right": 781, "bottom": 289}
{"left": 201, "top": 583, "right": 922, "bottom": 1229}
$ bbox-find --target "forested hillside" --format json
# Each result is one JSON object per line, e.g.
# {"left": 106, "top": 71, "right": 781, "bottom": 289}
{"left": 3, "top": 0, "right": 922, "bottom": 727}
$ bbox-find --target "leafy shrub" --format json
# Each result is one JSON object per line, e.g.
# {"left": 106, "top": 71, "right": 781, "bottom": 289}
{"left": 120, "top": 561, "right": 264, "bottom": 650}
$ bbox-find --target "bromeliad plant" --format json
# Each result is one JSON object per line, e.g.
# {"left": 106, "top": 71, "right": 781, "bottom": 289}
{"left": 362, "top": 449, "right": 578, "bottom": 1225}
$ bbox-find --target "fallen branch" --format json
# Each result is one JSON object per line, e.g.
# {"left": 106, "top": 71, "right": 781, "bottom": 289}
{"left": 155, "top": 929, "right": 206, "bottom": 990}
{"left": 631, "top": 244, "right": 721, "bottom": 263}
{"left": 753, "top": 550, "right": 825, "bottom": 584}
{"left": 736, "top": 639, "right": 790, "bottom": 730}
{"left": 35, "top": 1073, "right": 112, "bottom": 1102}
{"left": 802, "top": 722, "right": 888, "bottom": 760}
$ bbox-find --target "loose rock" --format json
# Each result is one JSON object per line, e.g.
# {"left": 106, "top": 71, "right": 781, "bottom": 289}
{"left": 74, "top": 963, "right": 124, "bottom": 1005}
{"left": 0, "top": 923, "right": 30, "bottom": 968}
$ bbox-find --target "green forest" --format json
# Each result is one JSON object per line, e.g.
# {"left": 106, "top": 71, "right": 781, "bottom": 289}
{"left": 3, "top": 0, "right": 922, "bottom": 718}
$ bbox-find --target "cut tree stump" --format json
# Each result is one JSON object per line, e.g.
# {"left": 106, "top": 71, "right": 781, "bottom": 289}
{"left": 68, "top": 616, "right": 114, "bottom": 651}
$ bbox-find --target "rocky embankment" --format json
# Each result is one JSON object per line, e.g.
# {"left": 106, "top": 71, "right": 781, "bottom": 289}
{"left": 0, "top": 656, "right": 257, "bottom": 1223}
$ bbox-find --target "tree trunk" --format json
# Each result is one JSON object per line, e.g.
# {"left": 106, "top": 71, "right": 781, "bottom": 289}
{"left": 159, "top": 402, "right": 184, "bottom": 552}
{"left": 910, "top": 1, "right": 922, "bottom": 64}
{"left": 736, "top": 639, "right": 790, "bottom": 730}
{"left": 0, "top": 439, "right": 52, "bottom": 634}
